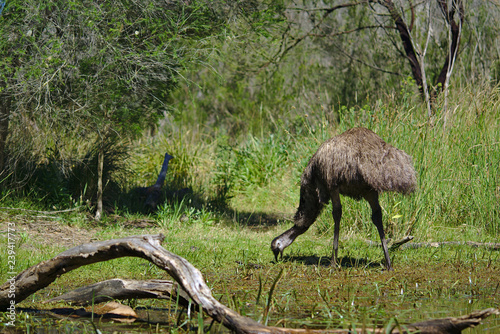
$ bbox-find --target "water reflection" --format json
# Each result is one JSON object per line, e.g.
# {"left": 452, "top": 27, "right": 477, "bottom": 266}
{"left": 3, "top": 296, "right": 499, "bottom": 333}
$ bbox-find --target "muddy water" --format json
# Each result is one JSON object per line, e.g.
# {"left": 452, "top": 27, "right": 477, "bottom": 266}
{"left": 263, "top": 295, "right": 500, "bottom": 333}
{"left": 208, "top": 259, "right": 500, "bottom": 333}
{"left": 4, "top": 292, "right": 499, "bottom": 333}
{"left": 4, "top": 260, "right": 499, "bottom": 333}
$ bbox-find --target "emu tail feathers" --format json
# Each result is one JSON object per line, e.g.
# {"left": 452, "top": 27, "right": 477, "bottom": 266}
{"left": 360, "top": 146, "right": 417, "bottom": 195}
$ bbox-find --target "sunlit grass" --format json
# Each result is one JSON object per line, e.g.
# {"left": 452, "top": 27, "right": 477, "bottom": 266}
{"left": 1, "top": 210, "right": 499, "bottom": 332}
{"left": 1, "top": 83, "right": 499, "bottom": 332}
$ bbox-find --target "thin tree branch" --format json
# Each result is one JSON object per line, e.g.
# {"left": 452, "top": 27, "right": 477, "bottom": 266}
{"left": 331, "top": 41, "right": 402, "bottom": 75}
{"left": 263, "top": 1, "right": 370, "bottom": 67}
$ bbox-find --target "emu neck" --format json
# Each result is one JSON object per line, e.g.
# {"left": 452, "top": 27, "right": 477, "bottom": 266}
{"left": 278, "top": 226, "right": 304, "bottom": 249}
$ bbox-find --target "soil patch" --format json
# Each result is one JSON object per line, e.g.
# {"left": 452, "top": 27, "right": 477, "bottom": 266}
{"left": 0, "top": 215, "right": 98, "bottom": 250}
{"left": 0, "top": 209, "right": 160, "bottom": 250}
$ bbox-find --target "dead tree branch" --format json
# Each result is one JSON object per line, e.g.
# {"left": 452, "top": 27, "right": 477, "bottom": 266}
{"left": 1, "top": 234, "right": 498, "bottom": 333}
{"left": 402, "top": 241, "right": 500, "bottom": 250}
{"left": 144, "top": 152, "right": 173, "bottom": 211}
{"left": 366, "top": 238, "right": 500, "bottom": 251}
{"left": 0, "top": 234, "right": 270, "bottom": 333}
{"left": 44, "top": 279, "right": 191, "bottom": 308}
{"left": 389, "top": 235, "right": 414, "bottom": 250}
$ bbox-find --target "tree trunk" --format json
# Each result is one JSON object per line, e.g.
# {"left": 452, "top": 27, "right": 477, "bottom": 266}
{"left": 436, "top": 0, "right": 464, "bottom": 126}
{"left": 382, "top": 0, "right": 464, "bottom": 115}
{"left": 435, "top": 0, "right": 464, "bottom": 92}
{"left": 419, "top": 1, "right": 433, "bottom": 118}
{"left": 381, "top": 0, "right": 424, "bottom": 97}
{"left": 0, "top": 93, "right": 10, "bottom": 174}
{"left": 95, "top": 142, "right": 104, "bottom": 221}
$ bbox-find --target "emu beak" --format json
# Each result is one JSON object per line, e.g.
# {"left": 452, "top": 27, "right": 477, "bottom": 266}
{"left": 273, "top": 249, "right": 282, "bottom": 262}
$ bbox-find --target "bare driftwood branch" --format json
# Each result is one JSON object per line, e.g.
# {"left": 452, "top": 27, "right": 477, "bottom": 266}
{"left": 389, "top": 236, "right": 414, "bottom": 251}
{"left": 0, "top": 234, "right": 271, "bottom": 333}
{"left": 401, "top": 241, "right": 500, "bottom": 250}
{"left": 365, "top": 237, "right": 500, "bottom": 251}
{"left": 0, "top": 235, "right": 165, "bottom": 309}
{"left": 1, "top": 234, "right": 498, "bottom": 333}
{"left": 44, "top": 279, "right": 191, "bottom": 308}
{"left": 407, "top": 308, "right": 499, "bottom": 334}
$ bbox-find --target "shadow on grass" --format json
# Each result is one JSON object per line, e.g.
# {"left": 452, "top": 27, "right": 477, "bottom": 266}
{"left": 278, "top": 254, "right": 383, "bottom": 269}
{"left": 117, "top": 185, "right": 291, "bottom": 229}
{"left": 219, "top": 208, "right": 288, "bottom": 228}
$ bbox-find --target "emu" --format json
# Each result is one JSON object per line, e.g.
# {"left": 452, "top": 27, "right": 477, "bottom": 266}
{"left": 271, "top": 127, "right": 416, "bottom": 271}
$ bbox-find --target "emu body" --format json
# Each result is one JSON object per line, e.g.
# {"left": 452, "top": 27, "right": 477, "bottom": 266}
{"left": 271, "top": 127, "right": 416, "bottom": 270}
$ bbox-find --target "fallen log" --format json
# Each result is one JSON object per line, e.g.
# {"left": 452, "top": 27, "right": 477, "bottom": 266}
{"left": 405, "top": 308, "right": 499, "bottom": 334}
{"left": 403, "top": 241, "right": 500, "bottom": 250}
{"left": 44, "top": 279, "right": 191, "bottom": 308}
{"left": 0, "top": 234, "right": 271, "bottom": 333}
{"left": 389, "top": 236, "right": 414, "bottom": 251}
{"left": 365, "top": 237, "right": 500, "bottom": 251}
{"left": 1, "top": 234, "right": 498, "bottom": 333}
{"left": 37, "top": 301, "right": 138, "bottom": 321}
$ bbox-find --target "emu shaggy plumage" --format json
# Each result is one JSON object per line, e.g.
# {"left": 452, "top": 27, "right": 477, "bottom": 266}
{"left": 271, "top": 127, "right": 416, "bottom": 270}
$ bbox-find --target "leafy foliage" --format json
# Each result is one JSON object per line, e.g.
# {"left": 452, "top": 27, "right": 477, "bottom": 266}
{"left": 0, "top": 0, "right": 224, "bottom": 201}
{"left": 1, "top": 0, "right": 499, "bottom": 229}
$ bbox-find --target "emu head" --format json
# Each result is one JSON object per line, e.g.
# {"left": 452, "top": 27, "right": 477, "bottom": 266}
{"left": 271, "top": 230, "right": 296, "bottom": 262}
{"left": 271, "top": 236, "right": 284, "bottom": 262}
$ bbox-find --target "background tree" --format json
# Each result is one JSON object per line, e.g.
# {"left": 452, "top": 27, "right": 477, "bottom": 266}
{"left": 0, "top": 0, "right": 223, "bottom": 216}
{"left": 1, "top": 0, "right": 499, "bottom": 215}
{"left": 269, "top": 0, "right": 465, "bottom": 109}
{"left": 168, "top": 0, "right": 499, "bottom": 136}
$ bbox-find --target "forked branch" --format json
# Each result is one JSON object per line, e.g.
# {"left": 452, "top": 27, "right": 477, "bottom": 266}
{"left": 1, "top": 234, "right": 497, "bottom": 333}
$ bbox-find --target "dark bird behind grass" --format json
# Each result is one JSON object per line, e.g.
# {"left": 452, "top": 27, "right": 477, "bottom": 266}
{"left": 271, "top": 127, "right": 416, "bottom": 271}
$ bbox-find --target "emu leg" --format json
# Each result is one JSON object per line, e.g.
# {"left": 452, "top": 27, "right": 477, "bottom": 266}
{"left": 331, "top": 190, "right": 342, "bottom": 267}
{"left": 365, "top": 192, "right": 393, "bottom": 271}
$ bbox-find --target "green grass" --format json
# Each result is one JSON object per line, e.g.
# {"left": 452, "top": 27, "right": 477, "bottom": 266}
{"left": 1, "top": 83, "right": 499, "bottom": 332}
{"left": 1, "top": 215, "right": 498, "bottom": 332}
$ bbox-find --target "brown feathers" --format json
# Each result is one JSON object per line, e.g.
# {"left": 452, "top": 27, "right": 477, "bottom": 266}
{"left": 306, "top": 127, "right": 416, "bottom": 198}
{"left": 271, "top": 127, "right": 417, "bottom": 270}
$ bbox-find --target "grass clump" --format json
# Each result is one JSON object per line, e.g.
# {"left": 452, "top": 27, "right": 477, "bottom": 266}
{"left": 1, "top": 83, "right": 499, "bottom": 333}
